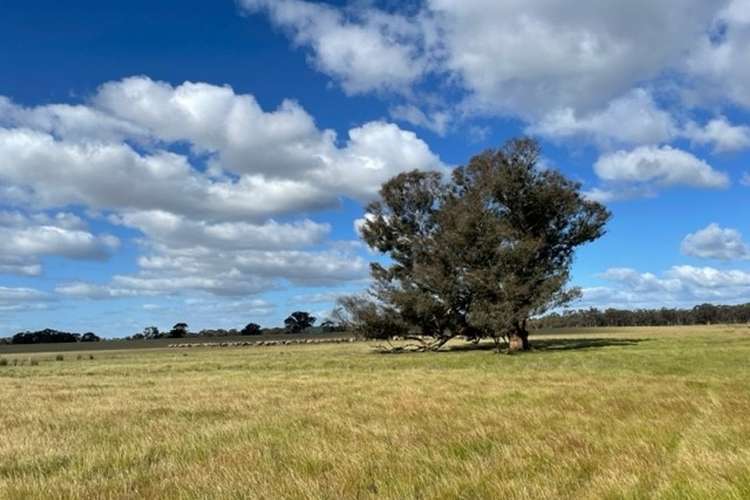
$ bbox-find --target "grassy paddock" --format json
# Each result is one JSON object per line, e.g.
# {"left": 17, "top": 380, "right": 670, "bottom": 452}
{"left": 1, "top": 325, "right": 749, "bottom": 499}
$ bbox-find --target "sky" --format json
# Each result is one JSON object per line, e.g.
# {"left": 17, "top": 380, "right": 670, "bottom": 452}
{"left": 1, "top": 0, "right": 749, "bottom": 337}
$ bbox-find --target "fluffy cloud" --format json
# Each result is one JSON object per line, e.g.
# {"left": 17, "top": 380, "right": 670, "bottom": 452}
{"left": 529, "top": 89, "right": 677, "bottom": 146}
{"left": 0, "top": 96, "right": 147, "bottom": 143}
{"left": 683, "top": 116, "right": 750, "bottom": 152}
{"left": 681, "top": 223, "right": 750, "bottom": 260}
{"left": 0, "top": 211, "right": 119, "bottom": 276}
{"left": 586, "top": 145, "right": 730, "bottom": 202}
{"left": 244, "top": 0, "right": 728, "bottom": 118}
{"left": 0, "top": 78, "right": 445, "bottom": 221}
{"left": 112, "top": 211, "right": 330, "bottom": 251}
{"left": 243, "top": 0, "right": 750, "bottom": 176}
{"left": 669, "top": 265, "right": 750, "bottom": 288}
{"left": 135, "top": 247, "right": 367, "bottom": 288}
{"left": 685, "top": 0, "right": 750, "bottom": 108}
{"left": 531, "top": 92, "right": 750, "bottom": 152}
{"left": 0, "top": 76, "right": 444, "bottom": 300}
{"left": 96, "top": 77, "right": 446, "bottom": 202}
{"left": 0, "top": 127, "right": 310, "bottom": 221}
{"left": 580, "top": 264, "right": 750, "bottom": 307}
{"left": 94, "top": 77, "right": 335, "bottom": 178}
{"left": 593, "top": 145, "right": 729, "bottom": 192}
{"left": 431, "top": 0, "right": 723, "bottom": 117}
{"left": 55, "top": 242, "right": 368, "bottom": 299}
{"left": 240, "top": 0, "right": 427, "bottom": 95}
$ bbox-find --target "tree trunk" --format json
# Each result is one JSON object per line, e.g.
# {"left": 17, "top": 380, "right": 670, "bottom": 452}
{"left": 507, "top": 322, "right": 530, "bottom": 353}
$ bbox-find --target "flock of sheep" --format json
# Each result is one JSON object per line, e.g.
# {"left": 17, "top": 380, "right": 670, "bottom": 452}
{"left": 168, "top": 337, "right": 360, "bottom": 349}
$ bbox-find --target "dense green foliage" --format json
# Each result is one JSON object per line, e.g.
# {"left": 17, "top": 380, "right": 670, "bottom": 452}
{"left": 241, "top": 323, "right": 262, "bottom": 335}
{"left": 284, "top": 311, "right": 316, "bottom": 333}
{"left": 352, "top": 138, "right": 610, "bottom": 351}
{"left": 6, "top": 329, "right": 100, "bottom": 345}
{"left": 536, "top": 303, "right": 750, "bottom": 328}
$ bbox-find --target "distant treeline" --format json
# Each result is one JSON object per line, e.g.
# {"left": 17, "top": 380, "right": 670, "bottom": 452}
{"left": 6, "top": 304, "right": 748, "bottom": 345}
{"left": 126, "top": 314, "right": 341, "bottom": 340}
{"left": 533, "top": 303, "right": 750, "bottom": 329}
{"left": 2, "top": 329, "right": 102, "bottom": 345}
{"left": 1, "top": 312, "right": 343, "bottom": 345}
{"left": 125, "top": 324, "right": 343, "bottom": 340}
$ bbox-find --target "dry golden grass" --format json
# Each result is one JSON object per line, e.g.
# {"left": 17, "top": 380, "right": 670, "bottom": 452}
{"left": 1, "top": 325, "right": 749, "bottom": 499}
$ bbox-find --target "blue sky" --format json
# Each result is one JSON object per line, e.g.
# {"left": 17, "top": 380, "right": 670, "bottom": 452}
{"left": 1, "top": 0, "right": 749, "bottom": 337}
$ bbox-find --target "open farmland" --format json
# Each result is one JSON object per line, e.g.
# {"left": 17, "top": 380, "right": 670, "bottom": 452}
{"left": 0, "top": 332, "right": 354, "bottom": 355}
{"left": 1, "top": 325, "right": 749, "bottom": 499}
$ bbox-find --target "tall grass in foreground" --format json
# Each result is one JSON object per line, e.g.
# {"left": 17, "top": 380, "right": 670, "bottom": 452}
{"left": 0, "top": 325, "right": 749, "bottom": 499}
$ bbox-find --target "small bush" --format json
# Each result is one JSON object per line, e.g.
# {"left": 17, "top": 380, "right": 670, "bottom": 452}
{"left": 55, "top": 354, "right": 64, "bottom": 362}
{"left": 0, "top": 358, "right": 7, "bottom": 367}
{"left": 89, "top": 355, "right": 94, "bottom": 360}
{"left": 29, "top": 359, "right": 39, "bottom": 366}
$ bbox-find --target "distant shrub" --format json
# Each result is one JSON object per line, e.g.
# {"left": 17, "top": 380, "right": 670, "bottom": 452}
{"left": 89, "top": 355, "right": 95, "bottom": 360}
{"left": 241, "top": 323, "right": 262, "bottom": 336}
{"left": 55, "top": 354, "right": 64, "bottom": 362}
{"left": 0, "top": 358, "right": 7, "bottom": 367}
{"left": 80, "top": 332, "right": 101, "bottom": 342}
{"left": 29, "top": 359, "right": 39, "bottom": 366}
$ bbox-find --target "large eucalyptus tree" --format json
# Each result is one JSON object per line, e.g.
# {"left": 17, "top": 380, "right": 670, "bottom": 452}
{"left": 350, "top": 138, "right": 610, "bottom": 352}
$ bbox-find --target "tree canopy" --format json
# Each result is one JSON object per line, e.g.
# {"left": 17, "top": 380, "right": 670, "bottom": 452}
{"left": 284, "top": 311, "right": 316, "bottom": 333}
{"left": 347, "top": 138, "right": 610, "bottom": 352}
{"left": 168, "top": 323, "right": 189, "bottom": 338}
{"left": 535, "top": 303, "right": 750, "bottom": 329}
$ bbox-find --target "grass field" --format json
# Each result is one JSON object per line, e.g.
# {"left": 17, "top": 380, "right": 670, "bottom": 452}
{"left": 1, "top": 326, "right": 749, "bottom": 499}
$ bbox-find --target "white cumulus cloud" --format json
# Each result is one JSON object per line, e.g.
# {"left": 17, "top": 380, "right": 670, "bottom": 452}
{"left": 683, "top": 116, "right": 750, "bottom": 152}
{"left": 681, "top": 223, "right": 750, "bottom": 260}
{"left": 0, "top": 76, "right": 445, "bottom": 299}
{"left": 239, "top": 0, "right": 427, "bottom": 95}
{"left": 579, "top": 264, "right": 750, "bottom": 308}
{"left": 529, "top": 89, "right": 677, "bottom": 146}
{"left": 244, "top": 0, "right": 728, "bottom": 120}
{"left": 0, "top": 211, "right": 119, "bottom": 276}
{"left": 593, "top": 145, "right": 729, "bottom": 192}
